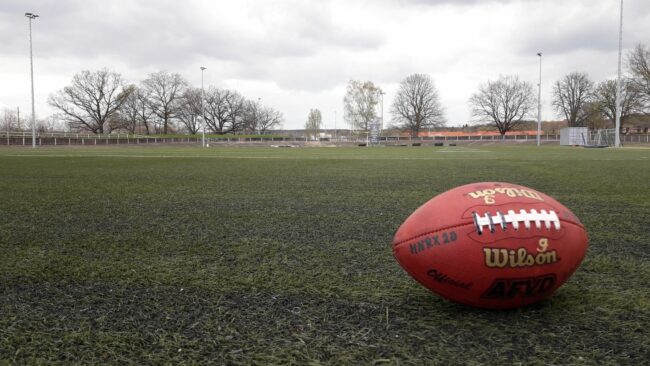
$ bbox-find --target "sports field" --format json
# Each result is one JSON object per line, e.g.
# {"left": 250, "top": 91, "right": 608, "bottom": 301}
{"left": 1, "top": 145, "right": 649, "bottom": 365}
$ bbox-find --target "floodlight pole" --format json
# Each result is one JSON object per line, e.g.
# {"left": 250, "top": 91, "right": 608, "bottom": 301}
{"left": 614, "top": 0, "right": 624, "bottom": 148}
{"left": 372, "top": 89, "right": 385, "bottom": 145}
{"left": 200, "top": 66, "right": 206, "bottom": 147}
{"left": 257, "top": 97, "right": 262, "bottom": 135}
{"left": 379, "top": 91, "right": 385, "bottom": 132}
{"left": 537, "top": 52, "right": 542, "bottom": 147}
{"left": 25, "top": 12, "right": 39, "bottom": 149}
{"left": 334, "top": 111, "right": 337, "bottom": 141}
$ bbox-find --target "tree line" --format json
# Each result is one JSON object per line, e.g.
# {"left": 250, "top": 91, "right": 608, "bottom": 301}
{"left": 308, "top": 43, "right": 650, "bottom": 137}
{"left": 46, "top": 70, "right": 283, "bottom": 135}
{"left": 471, "top": 44, "right": 650, "bottom": 135}
{"left": 3, "top": 44, "right": 650, "bottom": 136}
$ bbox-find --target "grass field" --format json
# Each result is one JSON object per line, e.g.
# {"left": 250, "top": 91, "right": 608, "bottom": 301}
{"left": 1, "top": 145, "right": 649, "bottom": 365}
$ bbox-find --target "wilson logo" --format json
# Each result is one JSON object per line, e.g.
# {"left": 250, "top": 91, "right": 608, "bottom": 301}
{"left": 483, "top": 247, "right": 559, "bottom": 268}
{"left": 481, "top": 274, "right": 556, "bottom": 299}
{"left": 468, "top": 187, "right": 544, "bottom": 204}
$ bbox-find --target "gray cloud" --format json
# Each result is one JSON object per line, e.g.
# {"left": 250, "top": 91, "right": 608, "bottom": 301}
{"left": 1, "top": 0, "right": 383, "bottom": 71}
{"left": 515, "top": 0, "right": 650, "bottom": 55}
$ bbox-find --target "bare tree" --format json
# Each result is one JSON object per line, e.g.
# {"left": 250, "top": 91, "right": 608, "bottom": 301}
{"left": 40, "top": 115, "right": 64, "bottom": 132}
{"left": 241, "top": 99, "right": 262, "bottom": 134}
{"left": 391, "top": 74, "right": 446, "bottom": 137}
{"left": 48, "top": 69, "right": 132, "bottom": 134}
{"left": 239, "top": 100, "right": 284, "bottom": 134}
{"left": 203, "top": 88, "right": 228, "bottom": 134}
{"left": 258, "top": 106, "right": 283, "bottom": 134}
{"left": 241, "top": 100, "right": 283, "bottom": 134}
{"left": 204, "top": 88, "right": 246, "bottom": 134}
{"left": 1, "top": 109, "right": 19, "bottom": 131}
{"left": 552, "top": 72, "right": 594, "bottom": 127}
{"left": 142, "top": 71, "right": 187, "bottom": 134}
{"left": 305, "top": 109, "right": 322, "bottom": 140}
{"left": 177, "top": 87, "right": 203, "bottom": 135}
{"left": 113, "top": 84, "right": 138, "bottom": 133}
{"left": 117, "top": 86, "right": 155, "bottom": 134}
{"left": 469, "top": 75, "right": 536, "bottom": 135}
{"left": 577, "top": 101, "right": 608, "bottom": 130}
{"left": 594, "top": 79, "right": 645, "bottom": 124}
{"left": 628, "top": 44, "right": 650, "bottom": 108}
{"left": 343, "top": 80, "right": 381, "bottom": 131}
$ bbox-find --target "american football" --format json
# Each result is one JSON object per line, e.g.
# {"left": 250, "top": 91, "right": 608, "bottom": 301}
{"left": 393, "top": 182, "right": 589, "bottom": 309}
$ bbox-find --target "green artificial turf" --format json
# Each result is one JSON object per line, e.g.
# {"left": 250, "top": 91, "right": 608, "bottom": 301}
{"left": 0, "top": 145, "right": 649, "bottom": 365}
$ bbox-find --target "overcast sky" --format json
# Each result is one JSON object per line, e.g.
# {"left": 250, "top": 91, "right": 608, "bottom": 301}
{"left": 1, "top": 0, "right": 649, "bottom": 130}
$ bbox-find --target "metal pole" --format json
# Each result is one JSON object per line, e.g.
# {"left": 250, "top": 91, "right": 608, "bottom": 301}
{"left": 334, "top": 111, "right": 337, "bottom": 140}
{"left": 26, "top": 13, "right": 39, "bottom": 149}
{"left": 378, "top": 91, "right": 383, "bottom": 131}
{"left": 537, "top": 52, "right": 542, "bottom": 147}
{"left": 5, "top": 111, "right": 9, "bottom": 145}
{"left": 257, "top": 97, "right": 262, "bottom": 135}
{"left": 380, "top": 91, "right": 385, "bottom": 138}
{"left": 200, "top": 66, "right": 206, "bottom": 147}
{"left": 614, "top": 0, "right": 624, "bottom": 147}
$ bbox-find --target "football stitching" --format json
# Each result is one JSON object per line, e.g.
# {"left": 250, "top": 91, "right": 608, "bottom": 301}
{"left": 472, "top": 209, "right": 561, "bottom": 235}
{"left": 392, "top": 220, "right": 585, "bottom": 248}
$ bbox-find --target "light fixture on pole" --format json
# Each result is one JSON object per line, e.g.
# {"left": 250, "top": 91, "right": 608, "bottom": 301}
{"left": 25, "top": 12, "right": 39, "bottom": 149}
{"left": 537, "top": 52, "right": 542, "bottom": 147}
{"left": 200, "top": 66, "right": 206, "bottom": 148}
{"left": 614, "top": 0, "right": 624, "bottom": 148}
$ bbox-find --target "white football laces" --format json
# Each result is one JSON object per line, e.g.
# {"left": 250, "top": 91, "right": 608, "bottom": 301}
{"left": 471, "top": 209, "right": 561, "bottom": 235}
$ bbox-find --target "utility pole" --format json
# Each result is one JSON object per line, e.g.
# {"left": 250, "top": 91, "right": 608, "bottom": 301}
{"left": 537, "top": 52, "right": 543, "bottom": 147}
{"left": 614, "top": 0, "right": 624, "bottom": 147}
{"left": 25, "top": 12, "right": 39, "bottom": 148}
{"left": 379, "top": 90, "right": 385, "bottom": 132}
{"left": 200, "top": 66, "right": 206, "bottom": 147}
{"left": 377, "top": 90, "right": 386, "bottom": 144}
{"left": 257, "top": 97, "right": 262, "bottom": 135}
{"left": 333, "top": 111, "right": 337, "bottom": 141}
{"left": 5, "top": 111, "right": 9, "bottom": 145}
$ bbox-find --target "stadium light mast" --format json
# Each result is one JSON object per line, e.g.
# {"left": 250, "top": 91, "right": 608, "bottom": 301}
{"left": 379, "top": 90, "right": 386, "bottom": 132}
{"left": 200, "top": 66, "right": 206, "bottom": 148}
{"left": 25, "top": 12, "right": 39, "bottom": 149}
{"left": 257, "top": 97, "right": 261, "bottom": 135}
{"left": 334, "top": 110, "right": 337, "bottom": 140}
{"left": 537, "top": 52, "right": 542, "bottom": 147}
{"left": 614, "top": 0, "right": 624, "bottom": 148}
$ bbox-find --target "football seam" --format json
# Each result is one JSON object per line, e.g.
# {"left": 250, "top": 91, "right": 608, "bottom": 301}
{"left": 392, "top": 220, "right": 586, "bottom": 248}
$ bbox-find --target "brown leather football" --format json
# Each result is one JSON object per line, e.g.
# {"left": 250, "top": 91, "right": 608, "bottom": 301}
{"left": 393, "top": 182, "right": 589, "bottom": 309}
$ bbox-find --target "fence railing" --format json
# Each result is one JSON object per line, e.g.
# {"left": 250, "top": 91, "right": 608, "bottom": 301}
{"left": 0, "top": 136, "right": 198, "bottom": 146}
{"left": 1, "top": 132, "right": 648, "bottom": 146}
{"left": 621, "top": 134, "right": 650, "bottom": 143}
{"left": 0, "top": 131, "right": 137, "bottom": 139}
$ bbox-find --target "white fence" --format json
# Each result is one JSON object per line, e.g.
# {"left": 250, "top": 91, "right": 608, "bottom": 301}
{"left": 1, "top": 131, "right": 649, "bottom": 146}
